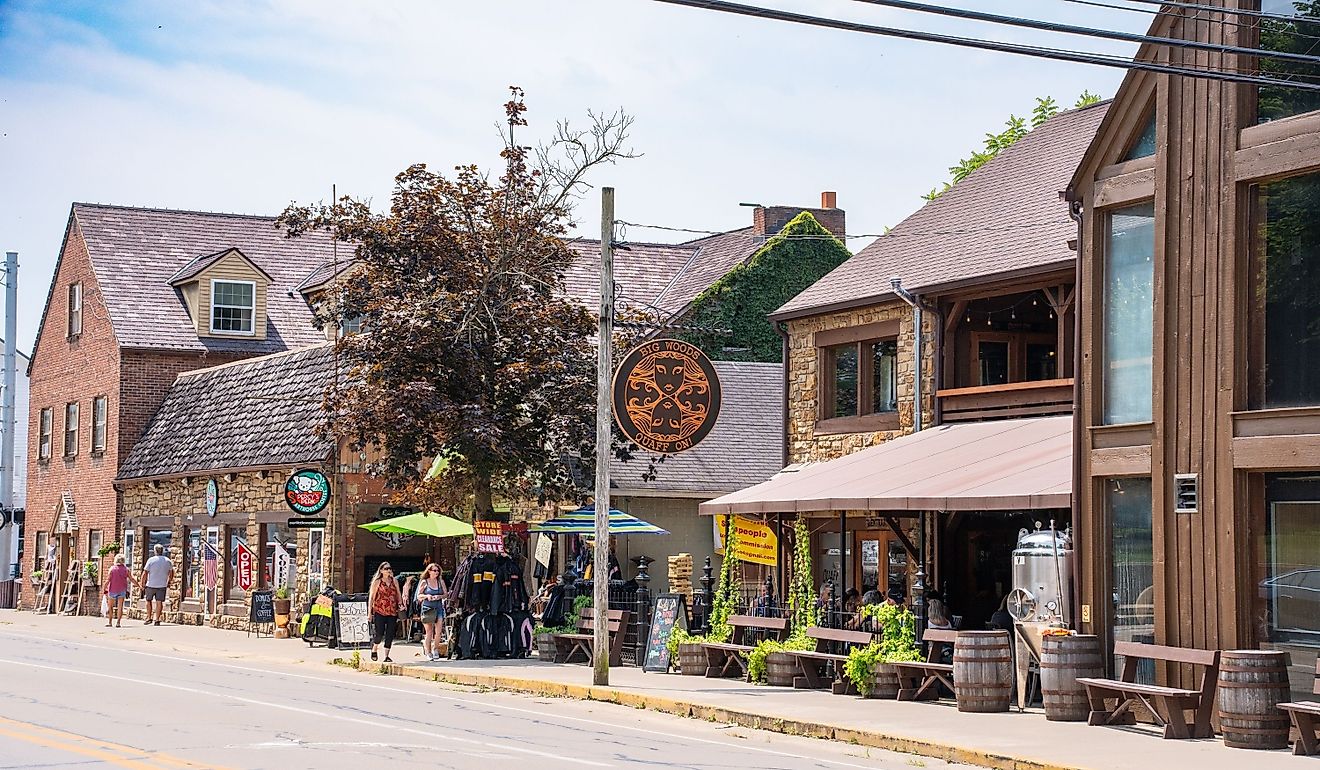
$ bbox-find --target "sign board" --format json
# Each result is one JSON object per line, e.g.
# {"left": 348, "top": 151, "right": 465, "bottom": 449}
{"left": 287, "top": 518, "right": 326, "bottom": 529}
{"left": 285, "top": 469, "right": 331, "bottom": 515}
{"left": 612, "top": 339, "right": 721, "bottom": 455}
{"left": 714, "top": 514, "right": 779, "bottom": 566}
{"left": 533, "top": 533, "right": 553, "bottom": 568}
{"left": 474, "top": 520, "right": 505, "bottom": 554}
{"left": 334, "top": 594, "right": 371, "bottom": 648}
{"left": 249, "top": 589, "right": 275, "bottom": 624}
{"left": 372, "top": 506, "right": 414, "bottom": 550}
{"left": 205, "top": 478, "right": 219, "bottom": 518}
{"left": 274, "top": 542, "right": 292, "bottom": 589}
{"left": 236, "top": 542, "right": 256, "bottom": 591}
{"left": 642, "top": 593, "right": 689, "bottom": 673}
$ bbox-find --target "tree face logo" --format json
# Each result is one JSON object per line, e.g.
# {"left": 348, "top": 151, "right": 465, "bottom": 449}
{"left": 285, "top": 469, "right": 330, "bottom": 515}
{"left": 612, "top": 339, "right": 721, "bottom": 455}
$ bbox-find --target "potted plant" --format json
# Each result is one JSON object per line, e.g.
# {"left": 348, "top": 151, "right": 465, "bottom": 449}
{"left": 97, "top": 541, "right": 121, "bottom": 559}
{"left": 273, "top": 586, "right": 293, "bottom": 638}
{"left": 748, "top": 635, "right": 814, "bottom": 686}
{"left": 667, "top": 627, "right": 709, "bottom": 675}
{"left": 845, "top": 603, "right": 923, "bottom": 698}
{"left": 30, "top": 569, "right": 44, "bottom": 586}
{"left": 82, "top": 560, "right": 100, "bottom": 586}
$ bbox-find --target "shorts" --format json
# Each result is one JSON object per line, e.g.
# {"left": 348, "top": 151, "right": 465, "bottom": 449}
{"left": 107, "top": 591, "right": 127, "bottom": 600}
{"left": 144, "top": 586, "right": 167, "bottom": 602}
{"left": 421, "top": 607, "right": 444, "bottom": 624}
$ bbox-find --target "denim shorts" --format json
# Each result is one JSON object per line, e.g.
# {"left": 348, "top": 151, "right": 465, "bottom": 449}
{"left": 107, "top": 591, "right": 127, "bottom": 600}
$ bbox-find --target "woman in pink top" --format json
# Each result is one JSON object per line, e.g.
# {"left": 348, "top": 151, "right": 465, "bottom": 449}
{"left": 103, "top": 554, "right": 137, "bottom": 628}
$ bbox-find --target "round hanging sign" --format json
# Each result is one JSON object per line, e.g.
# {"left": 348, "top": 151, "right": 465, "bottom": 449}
{"left": 612, "top": 338, "right": 721, "bottom": 455}
{"left": 285, "top": 469, "right": 331, "bottom": 515}
{"left": 205, "top": 478, "right": 219, "bottom": 518}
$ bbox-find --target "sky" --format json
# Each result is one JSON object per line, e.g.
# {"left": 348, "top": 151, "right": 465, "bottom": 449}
{"left": 0, "top": 0, "right": 1150, "bottom": 354}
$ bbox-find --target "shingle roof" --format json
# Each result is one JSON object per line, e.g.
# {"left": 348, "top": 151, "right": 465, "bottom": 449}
{"left": 773, "top": 102, "right": 1109, "bottom": 320}
{"left": 610, "top": 361, "right": 783, "bottom": 496}
{"left": 72, "top": 203, "right": 336, "bottom": 354}
{"left": 168, "top": 247, "right": 271, "bottom": 285}
{"left": 116, "top": 344, "right": 336, "bottom": 480}
{"left": 296, "top": 258, "right": 357, "bottom": 295}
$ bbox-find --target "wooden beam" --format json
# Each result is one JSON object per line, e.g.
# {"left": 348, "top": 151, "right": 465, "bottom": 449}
{"left": 1234, "top": 130, "right": 1320, "bottom": 184}
{"left": 1231, "top": 434, "right": 1320, "bottom": 469}
{"left": 1088, "top": 445, "right": 1153, "bottom": 476}
{"left": 1093, "top": 166, "right": 1156, "bottom": 208}
{"left": 946, "top": 300, "right": 967, "bottom": 335}
{"left": 884, "top": 516, "right": 919, "bottom": 560}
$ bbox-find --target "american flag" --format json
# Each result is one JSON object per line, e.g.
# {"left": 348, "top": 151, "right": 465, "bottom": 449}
{"left": 202, "top": 540, "right": 219, "bottom": 591}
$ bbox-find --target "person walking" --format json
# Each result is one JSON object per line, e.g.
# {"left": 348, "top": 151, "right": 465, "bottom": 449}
{"left": 368, "top": 562, "right": 403, "bottom": 663}
{"left": 416, "top": 563, "right": 448, "bottom": 661}
{"left": 103, "top": 554, "right": 137, "bottom": 628}
{"left": 140, "top": 544, "right": 173, "bottom": 626}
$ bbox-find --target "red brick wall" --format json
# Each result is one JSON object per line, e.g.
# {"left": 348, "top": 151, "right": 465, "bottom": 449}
{"left": 753, "top": 205, "right": 846, "bottom": 240}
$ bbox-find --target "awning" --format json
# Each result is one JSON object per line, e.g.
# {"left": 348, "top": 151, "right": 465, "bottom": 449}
{"left": 699, "top": 415, "right": 1071, "bottom": 515}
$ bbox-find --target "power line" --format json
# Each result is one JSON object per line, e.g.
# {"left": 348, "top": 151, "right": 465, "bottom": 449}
{"left": 615, "top": 220, "right": 1059, "bottom": 241}
{"left": 650, "top": 0, "right": 1320, "bottom": 91}
{"left": 1074, "top": 0, "right": 1315, "bottom": 24}
{"left": 848, "top": 0, "right": 1320, "bottom": 65}
{"left": 1061, "top": 0, "right": 1320, "bottom": 43}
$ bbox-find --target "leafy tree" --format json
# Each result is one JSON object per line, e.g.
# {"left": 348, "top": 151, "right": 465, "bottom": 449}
{"left": 922, "top": 92, "right": 1103, "bottom": 201}
{"left": 280, "top": 88, "right": 636, "bottom": 516}
{"left": 1259, "top": 2, "right": 1320, "bottom": 122}
{"left": 678, "top": 212, "right": 851, "bottom": 362}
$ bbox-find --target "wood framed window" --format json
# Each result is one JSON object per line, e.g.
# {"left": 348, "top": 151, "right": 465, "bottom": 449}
{"left": 34, "top": 532, "right": 48, "bottom": 572}
{"left": 210, "top": 279, "right": 256, "bottom": 335}
{"left": 87, "top": 529, "right": 103, "bottom": 561}
{"left": 91, "top": 395, "right": 108, "bottom": 452}
{"left": 67, "top": 282, "right": 82, "bottom": 338}
{"left": 63, "top": 402, "right": 79, "bottom": 457}
{"left": 816, "top": 320, "right": 901, "bottom": 434}
{"left": 38, "top": 407, "right": 52, "bottom": 461}
{"left": 971, "top": 331, "right": 1057, "bottom": 385}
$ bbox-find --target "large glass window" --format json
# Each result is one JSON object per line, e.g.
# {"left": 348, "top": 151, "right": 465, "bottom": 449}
{"left": 1259, "top": 1, "right": 1320, "bottom": 123}
{"left": 228, "top": 528, "right": 248, "bottom": 600}
{"left": 184, "top": 528, "right": 202, "bottom": 600}
{"left": 822, "top": 338, "right": 898, "bottom": 420}
{"left": 263, "top": 522, "right": 297, "bottom": 591}
{"left": 1122, "top": 114, "right": 1157, "bottom": 162}
{"left": 210, "top": 280, "right": 255, "bottom": 334}
{"left": 1253, "top": 172, "right": 1320, "bottom": 408}
{"left": 1102, "top": 203, "right": 1155, "bottom": 425}
{"left": 1257, "top": 474, "right": 1320, "bottom": 702}
{"left": 1108, "top": 477, "right": 1154, "bottom": 680}
{"left": 829, "top": 343, "right": 858, "bottom": 418}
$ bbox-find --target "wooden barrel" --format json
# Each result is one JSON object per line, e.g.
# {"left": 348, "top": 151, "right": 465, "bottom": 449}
{"left": 536, "top": 633, "right": 558, "bottom": 660}
{"left": 866, "top": 662, "right": 900, "bottom": 699}
{"left": 677, "top": 642, "right": 707, "bottom": 676}
{"left": 1040, "top": 634, "right": 1104, "bottom": 722}
{"left": 765, "top": 651, "right": 797, "bottom": 686}
{"left": 953, "top": 630, "right": 1013, "bottom": 713}
{"left": 1218, "top": 650, "right": 1292, "bottom": 750}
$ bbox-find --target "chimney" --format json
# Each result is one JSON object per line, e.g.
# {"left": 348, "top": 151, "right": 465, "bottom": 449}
{"left": 751, "top": 191, "right": 846, "bottom": 240}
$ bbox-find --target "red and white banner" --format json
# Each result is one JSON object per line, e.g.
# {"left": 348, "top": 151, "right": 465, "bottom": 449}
{"left": 236, "top": 542, "right": 256, "bottom": 591}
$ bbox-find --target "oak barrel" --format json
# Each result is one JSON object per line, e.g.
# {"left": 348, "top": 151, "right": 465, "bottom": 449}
{"left": 866, "top": 662, "right": 901, "bottom": 699}
{"left": 766, "top": 651, "right": 797, "bottom": 686}
{"left": 677, "top": 643, "right": 707, "bottom": 676}
{"left": 953, "top": 630, "right": 1013, "bottom": 713}
{"left": 1218, "top": 650, "right": 1292, "bottom": 750}
{"left": 1040, "top": 634, "right": 1103, "bottom": 722}
{"left": 536, "top": 633, "right": 557, "bottom": 660}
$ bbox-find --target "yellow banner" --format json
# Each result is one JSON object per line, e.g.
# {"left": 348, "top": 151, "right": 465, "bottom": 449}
{"left": 714, "top": 515, "right": 778, "bottom": 566}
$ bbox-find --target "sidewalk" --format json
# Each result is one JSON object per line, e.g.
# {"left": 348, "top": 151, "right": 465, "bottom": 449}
{"left": 2, "top": 610, "right": 1309, "bottom": 770}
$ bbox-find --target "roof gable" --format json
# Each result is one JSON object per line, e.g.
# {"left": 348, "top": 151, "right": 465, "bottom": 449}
{"left": 169, "top": 247, "right": 272, "bottom": 286}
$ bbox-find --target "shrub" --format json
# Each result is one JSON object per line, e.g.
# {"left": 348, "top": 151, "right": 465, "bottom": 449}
{"left": 747, "top": 635, "right": 814, "bottom": 684}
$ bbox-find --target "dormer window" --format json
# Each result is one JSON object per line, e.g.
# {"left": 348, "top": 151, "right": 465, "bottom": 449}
{"left": 211, "top": 279, "right": 256, "bottom": 335}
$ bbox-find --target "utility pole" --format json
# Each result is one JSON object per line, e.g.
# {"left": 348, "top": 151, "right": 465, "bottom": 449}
{"left": 593, "top": 188, "right": 614, "bottom": 686}
{"left": 0, "top": 251, "right": 17, "bottom": 605}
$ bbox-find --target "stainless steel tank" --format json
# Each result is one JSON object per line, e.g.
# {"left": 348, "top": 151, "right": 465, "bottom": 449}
{"left": 1007, "top": 526, "right": 1074, "bottom": 625}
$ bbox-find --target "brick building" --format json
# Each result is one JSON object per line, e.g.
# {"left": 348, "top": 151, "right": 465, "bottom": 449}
{"left": 24, "top": 204, "right": 337, "bottom": 607}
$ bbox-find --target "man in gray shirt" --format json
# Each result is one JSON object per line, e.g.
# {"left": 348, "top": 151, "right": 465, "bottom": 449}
{"left": 140, "top": 544, "right": 173, "bottom": 626}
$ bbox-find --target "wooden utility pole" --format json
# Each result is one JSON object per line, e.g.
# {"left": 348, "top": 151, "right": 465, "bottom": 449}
{"left": 593, "top": 187, "right": 614, "bottom": 686}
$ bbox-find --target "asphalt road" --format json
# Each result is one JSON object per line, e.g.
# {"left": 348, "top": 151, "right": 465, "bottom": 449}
{"left": 0, "top": 626, "right": 953, "bottom": 770}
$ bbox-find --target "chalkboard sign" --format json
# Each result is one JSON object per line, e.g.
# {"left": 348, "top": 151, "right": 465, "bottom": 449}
{"left": 249, "top": 589, "right": 275, "bottom": 624}
{"left": 642, "top": 593, "right": 688, "bottom": 673}
{"left": 334, "top": 594, "right": 371, "bottom": 649}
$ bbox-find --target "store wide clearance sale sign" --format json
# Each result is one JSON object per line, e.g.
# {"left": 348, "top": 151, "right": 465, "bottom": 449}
{"left": 713, "top": 514, "right": 778, "bottom": 566}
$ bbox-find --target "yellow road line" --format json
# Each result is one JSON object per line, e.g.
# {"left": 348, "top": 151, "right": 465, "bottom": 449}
{"left": 0, "top": 715, "right": 229, "bottom": 770}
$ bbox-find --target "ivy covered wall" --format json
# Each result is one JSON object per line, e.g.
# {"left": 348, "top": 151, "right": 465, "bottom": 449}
{"left": 678, "top": 212, "right": 851, "bottom": 362}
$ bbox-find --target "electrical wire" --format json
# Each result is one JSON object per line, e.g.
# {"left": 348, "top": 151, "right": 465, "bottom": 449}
{"left": 1060, "top": 0, "right": 1320, "bottom": 44}
{"left": 848, "top": 0, "right": 1320, "bottom": 65}
{"left": 649, "top": 0, "right": 1320, "bottom": 91}
{"left": 1073, "top": 0, "right": 1316, "bottom": 24}
{"left": 614, "top": 220, "right": 1059, "bottom": 241}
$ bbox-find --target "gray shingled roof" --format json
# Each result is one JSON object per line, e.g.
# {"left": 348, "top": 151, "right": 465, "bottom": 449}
{"left": 72, "top": 203, "right": 336, "bottom": 354}
{"left": 610, "top": 360, "right": 783, "bottom": 496}
{"left": 773, "top": 102, "right": 1108, "bottom": 320}
{"left": 117, "top": 344, "right": 336, "bottom": 480}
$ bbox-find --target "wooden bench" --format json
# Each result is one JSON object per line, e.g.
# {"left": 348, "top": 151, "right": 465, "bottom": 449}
{"left": 552, "top": 608, "right": 631, "bottom": 666}
{"left": 892, "top": 628, "right": 958, "bottom": 701}
{"left": 1280, "top": 658, "right": 1320, "bottom": 756}
{"left": 1076, "top": 641, "right": 1220, "bottom": 739}
{"left": 780, "top": 627, "right": 876, "bottom": 690}
{"left": 702, "top": 615, "right": 788, "bottom": 678}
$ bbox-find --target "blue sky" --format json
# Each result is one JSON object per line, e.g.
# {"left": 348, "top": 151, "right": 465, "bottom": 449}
{"left": 0, "top": 0, "right": 1148, "bottom": 352}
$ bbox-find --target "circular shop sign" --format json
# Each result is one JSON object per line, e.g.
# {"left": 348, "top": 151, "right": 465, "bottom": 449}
{"left": 205, "top": 478, "right": 219, "bottom": 518}
{"left": 612, "top": 338, "right": 721, "bottom": 455}
{"left": 285, "top": 469, "right": 331, "bottom": 515}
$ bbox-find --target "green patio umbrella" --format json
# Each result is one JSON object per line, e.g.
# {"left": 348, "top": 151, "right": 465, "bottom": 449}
{"left": 358, "top": 511, "right": 473, "bottom": 538}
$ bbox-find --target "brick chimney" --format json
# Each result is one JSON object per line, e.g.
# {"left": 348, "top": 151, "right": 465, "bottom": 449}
{"left": 752, "top": 191, "right": 846, "bottom": 240}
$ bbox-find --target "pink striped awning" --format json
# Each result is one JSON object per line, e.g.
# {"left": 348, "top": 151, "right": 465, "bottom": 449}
{"left": 699, "top": 415, "right": 1072, "bottom": 515}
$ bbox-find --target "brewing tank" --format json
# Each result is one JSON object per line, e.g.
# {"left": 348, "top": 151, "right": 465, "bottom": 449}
{"left": 1008, "top": 527, "right": 1073, "bottom": 625}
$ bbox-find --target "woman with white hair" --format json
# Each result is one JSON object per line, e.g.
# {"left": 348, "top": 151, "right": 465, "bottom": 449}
{"left": 102, "top": 553, "right": 137, "bottom": 628}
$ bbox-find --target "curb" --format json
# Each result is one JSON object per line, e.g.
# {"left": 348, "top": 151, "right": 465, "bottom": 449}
{"left": 345, "top": 658, "right": 1086, "bottom": 770}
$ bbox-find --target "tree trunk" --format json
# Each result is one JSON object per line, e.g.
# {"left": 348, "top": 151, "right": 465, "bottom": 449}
{"left": 473, "top": 474, "right": 496, "bottom": 521}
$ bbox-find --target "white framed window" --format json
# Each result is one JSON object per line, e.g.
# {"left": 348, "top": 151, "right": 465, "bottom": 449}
{"left": 210, "top": 279, "right": 256, "bottom": 335}
{"left": 92, "top": 395, "right": 108, "bottom": 452}
{"left": 67, "top": 282, "right": 83, "bottom": 338}
{"left": 122, "top": 529, "right": 136, "bottom": 570}
{"left": 87, "top": 529, "right": 103, "bottom": 561}
{"left": 63, "top": 402, "right": 79, "bottom": 457}
{"left": 38, "top": 408, "right": 52, "bottom": 460}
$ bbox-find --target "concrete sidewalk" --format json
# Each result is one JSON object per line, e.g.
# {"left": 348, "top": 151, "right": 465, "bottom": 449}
{"left": 2, "top": 610, "right": 1309, "bottom": 770}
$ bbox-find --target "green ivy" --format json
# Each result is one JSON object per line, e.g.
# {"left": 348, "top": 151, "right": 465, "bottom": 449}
{"left": 843, "top": 604, "right": 923, "bottom": 695}
{"left": 844, "top": 642, "right": 884, "bottom": 696}
{"left": 747, "top": 635, "right": 815, "bottom": 684}
{"left": 787, "top": 517, "right": 816, "bottom": 636}
{"left": 535, "top": 592, "right": 593, "bottom": 636}
{"left": 678, "top": 212, "right": 851, "bottom": 363}
{"left": 706, "top": 516, "right": 741, "bottom": 643}
{"left": 666, "top": 626, "right": 705, "bottom": 661}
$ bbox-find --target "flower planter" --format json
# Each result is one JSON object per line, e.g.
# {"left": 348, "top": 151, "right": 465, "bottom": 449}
{"left": 273, "top": 598, "right": 293, "bottom": 639}
{"left": 865, "top": 662, "right": 901, "bottom": 699}
{"left": 677, "top": 642, "right": 707, "bottom": 676}
{"left": 765, "top": 651, "right": 798, "bottom": 687}
{"left": 536, "top": 632, "right": 558, "bottom": 660}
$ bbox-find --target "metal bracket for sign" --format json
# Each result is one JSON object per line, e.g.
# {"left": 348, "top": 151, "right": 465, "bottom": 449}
{"left": 248, "top": 620, "right": 272, "bottom": 638}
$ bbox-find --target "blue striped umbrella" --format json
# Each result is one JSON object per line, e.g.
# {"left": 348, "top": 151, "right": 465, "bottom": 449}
{"left": 530, "top": 507, "right": 669, "bottom": 535}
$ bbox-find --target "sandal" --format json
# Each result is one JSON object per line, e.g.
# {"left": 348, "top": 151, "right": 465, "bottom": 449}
{"left": 370, "top": 650, "right": 378, "bottom": 661}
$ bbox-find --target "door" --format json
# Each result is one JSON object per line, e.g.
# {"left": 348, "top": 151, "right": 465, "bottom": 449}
{"left": 853, "top": 529, "right": 908, "bottom": 596}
